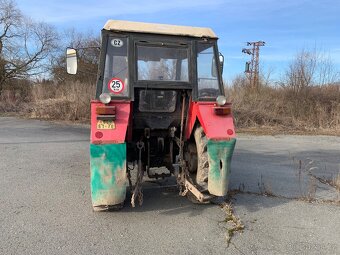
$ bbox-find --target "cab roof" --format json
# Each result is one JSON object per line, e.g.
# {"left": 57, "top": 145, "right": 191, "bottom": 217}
{"left": 103, "top": 20, "right": 217, "bottom": 39}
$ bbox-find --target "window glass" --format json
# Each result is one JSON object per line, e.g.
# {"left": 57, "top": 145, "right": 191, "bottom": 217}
{"left": 103, "top": 37, "right": 129, "bottom": 97}
{"left": 137, "top": 45, "right": 189, "bottom": 82}
{"left": 197, "top": 42, "right": 220, "bottom": 98}
{"left": 139, "top": 90, "right": 177, "bottom": 112}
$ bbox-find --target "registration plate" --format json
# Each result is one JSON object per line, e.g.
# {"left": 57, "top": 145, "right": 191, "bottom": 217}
{"left": 96, "top": 120, "right": 116, "bottom": 130}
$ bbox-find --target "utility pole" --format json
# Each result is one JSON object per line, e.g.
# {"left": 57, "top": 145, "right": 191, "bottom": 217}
{"left": 242, "top": 41, "right": 265, "bottom": 88}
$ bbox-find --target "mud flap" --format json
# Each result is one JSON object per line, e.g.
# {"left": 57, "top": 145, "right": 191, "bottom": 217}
{"left": 207, "top": 139, "right": 236, "bottom": 196}
{"left": 90, "top": 143, "right": 127, "bottom": 211}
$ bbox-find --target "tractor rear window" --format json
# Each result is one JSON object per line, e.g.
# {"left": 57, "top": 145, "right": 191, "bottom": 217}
{"left": 137, "top": 45, "right": 189, "bottom": 82}
{"left": 139, "top": 90, "right": 177, "bottom": 112}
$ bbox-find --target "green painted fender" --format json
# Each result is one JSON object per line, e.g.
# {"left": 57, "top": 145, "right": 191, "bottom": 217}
{"left": 207, "top": 139, "right": 236, "bottom": 196}
{"left": 90, "top": 143, "right": 127, "bottom": 210}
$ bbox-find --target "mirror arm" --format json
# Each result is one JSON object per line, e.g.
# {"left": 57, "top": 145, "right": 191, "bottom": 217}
{"left": 75, "top": 46, "right": 101, "bottom": 50}
{"left": 219, "top": 52, "right": 224, "bottom": 75}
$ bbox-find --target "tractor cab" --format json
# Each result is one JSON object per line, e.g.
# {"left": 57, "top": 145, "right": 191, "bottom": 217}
{"left": 67, "top": 20, "right": 236, "bottom": 211}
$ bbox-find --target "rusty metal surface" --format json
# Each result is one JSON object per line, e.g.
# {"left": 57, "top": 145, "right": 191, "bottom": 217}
{"left": 103, "top": 20, "right": 217, "bottom": 38}
{"left": 207, "top": 138, "right": 236, "bottom": 196}
{"left": 183, "top": 180, "right": 212, "bottom": 203}
{"left": 90, "top": 143, "right": 127, "bottom": 210}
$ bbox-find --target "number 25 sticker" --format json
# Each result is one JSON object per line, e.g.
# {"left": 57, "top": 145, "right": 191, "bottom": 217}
{"left": 108, "top": 78, "right": 124, "bottom": 94}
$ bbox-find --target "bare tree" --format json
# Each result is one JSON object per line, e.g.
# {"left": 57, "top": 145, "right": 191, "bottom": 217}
{"left": 316, "top": 52, "right": 340, "bottom": 86}
{"left": 0, "top": 0, "right": 58, "bottom": 93}
{"left": 282, "top": 49, "right": 317, "bottom": 93}
{"left": 51, "top": 29, "right": 100, "bottom": 84}
{"left": 259, "top": 65, "right": 275, "bottom": 87}
{"left": 281, "top": 49, "right": 340, "bottom": 93}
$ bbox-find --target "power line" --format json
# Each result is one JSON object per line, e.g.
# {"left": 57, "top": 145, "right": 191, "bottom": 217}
{"left": 242, "top": 41, "right": 265, "bottom": 88}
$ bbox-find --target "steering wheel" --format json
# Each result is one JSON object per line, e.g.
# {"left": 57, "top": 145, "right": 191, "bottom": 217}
{"left": 199, "top": 88, "right": 219, "bottom": 97}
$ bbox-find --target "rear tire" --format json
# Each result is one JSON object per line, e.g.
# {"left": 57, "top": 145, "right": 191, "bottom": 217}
{"left": 194, "top": 126, "right": 209, "bottom": 189}
{"left": 184, "top": 143, "right": 197, "bottom": 173}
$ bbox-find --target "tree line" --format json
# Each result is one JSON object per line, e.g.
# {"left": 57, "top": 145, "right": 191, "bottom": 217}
{"left": 0, "top": 0, "right": 99, "bottom": 95}
{"left": 1, "top": 0, "right": 339, "bottom": 96}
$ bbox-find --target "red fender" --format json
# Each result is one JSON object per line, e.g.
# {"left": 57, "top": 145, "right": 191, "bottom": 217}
{"left": 91, "top": 100, "right": 131, "bottom": 144}
{"left": 185, "top": 101, "right": 236, "bottom": 140}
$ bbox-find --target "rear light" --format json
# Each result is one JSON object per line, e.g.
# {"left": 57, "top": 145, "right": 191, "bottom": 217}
{"left": 96, "top": 106, "right": 116, "bottom": 115}
{"left": 227, "top": 129, "right": 234, "bottom": 135}
{"left": 95, "top": 131, "right": 103, "bottom": 139}
{"left": 213, "top": 106, "right": 231, "bottom": 115}
{"left": 96, "top": 106, "right": 116, "bottom": 121}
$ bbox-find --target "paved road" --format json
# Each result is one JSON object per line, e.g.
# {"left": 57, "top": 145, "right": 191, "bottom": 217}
{"left": 0, "top": 117, "right": 339, "bottom": 255}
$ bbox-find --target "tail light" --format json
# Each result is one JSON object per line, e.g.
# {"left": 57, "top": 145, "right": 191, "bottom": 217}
{"left": 96, "top": 106, "right": 116, "bottom": 120}
{"left": 213, "top": 104, "right": 232, "bottom": 115}
{"left": 95, "top": 131, "right": 104, "bottom": 139}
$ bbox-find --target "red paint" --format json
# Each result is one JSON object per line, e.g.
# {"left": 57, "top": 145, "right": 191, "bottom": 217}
{"left": 91, "top": 100, "right": 131, "bottom": 144}
{"left": 185, "top": 101, "right": 236, "bottom": 140}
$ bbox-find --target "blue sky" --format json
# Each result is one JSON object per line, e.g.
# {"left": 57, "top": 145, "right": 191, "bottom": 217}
{"left": 16, "top": 0, "right": 340, "bottom": 82}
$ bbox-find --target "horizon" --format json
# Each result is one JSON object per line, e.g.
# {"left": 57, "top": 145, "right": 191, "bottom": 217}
{"left": 15, "top": 0, "right": 340, "bottom": 83}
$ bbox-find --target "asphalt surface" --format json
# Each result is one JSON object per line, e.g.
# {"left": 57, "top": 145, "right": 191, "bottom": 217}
{"left": 0, "top": 117, "right": 339, "bottom": 255}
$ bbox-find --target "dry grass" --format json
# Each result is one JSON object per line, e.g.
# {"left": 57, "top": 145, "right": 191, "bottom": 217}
{"left": 257, "top": 174, "right": 274, "bottom": 197}
{"left": 0, "top": 80, "right": 31, "bottom": 113}
{"left": 0, "top": 91, "right": 24, "bottom": 113}
{"left": 333, "top": 173, "right": 340, "bottom": 193}
{"left": 1, "top": 77, "right": 340, "bottom": 133}
{"left": 0, "top": 81, "right": 95, "bottom": 122}
{"left": 28, "top": 81, "right": 95, "bottom": 121}
{"left": 219, "top": 202, "right": 244, "bottom": 247}
{"left": 26, "top": 81, "right": 340, "bottom": 131}
{"left": 292, "top": 158, "right": 340, "bottom": 202}
{"left": 227, "top": 82, "right": 340, "bottom": 133}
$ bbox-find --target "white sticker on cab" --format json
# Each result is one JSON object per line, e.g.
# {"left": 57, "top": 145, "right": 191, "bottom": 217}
{"left": 111, "top": 39, "right": 123, "bottom": 47}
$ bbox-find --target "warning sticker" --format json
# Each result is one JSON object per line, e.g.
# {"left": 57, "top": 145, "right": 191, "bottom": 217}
{"left": 108, "top": 78, "right": 124, "bottom": 94}
{"left": 97, "top": 120, "right": 115, "bottom": 130}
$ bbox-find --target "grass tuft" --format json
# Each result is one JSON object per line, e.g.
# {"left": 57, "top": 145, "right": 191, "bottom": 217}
{"left": 219, "top": 202, "right": 244, "bottom": 247}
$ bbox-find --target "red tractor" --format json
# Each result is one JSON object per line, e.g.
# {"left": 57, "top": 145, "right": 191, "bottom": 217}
{"left": 66, "top": 20, "right": 236, "bottom": 211}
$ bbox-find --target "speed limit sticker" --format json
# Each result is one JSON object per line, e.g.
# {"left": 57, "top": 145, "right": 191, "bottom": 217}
{"left": 108, "top": 78, "right": 124, "bottom": 94}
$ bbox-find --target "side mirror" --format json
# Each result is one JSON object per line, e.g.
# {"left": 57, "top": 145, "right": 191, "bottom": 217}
{"left": 219, "top": 53, "right": 224, "bottom": 75}
{"left": 66, "top": 48, "right": 78, "bottom": 75}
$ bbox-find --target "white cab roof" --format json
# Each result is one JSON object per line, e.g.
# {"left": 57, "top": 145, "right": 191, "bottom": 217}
{"left": 103, "top": 20, "right": 217, "bottom": 39}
